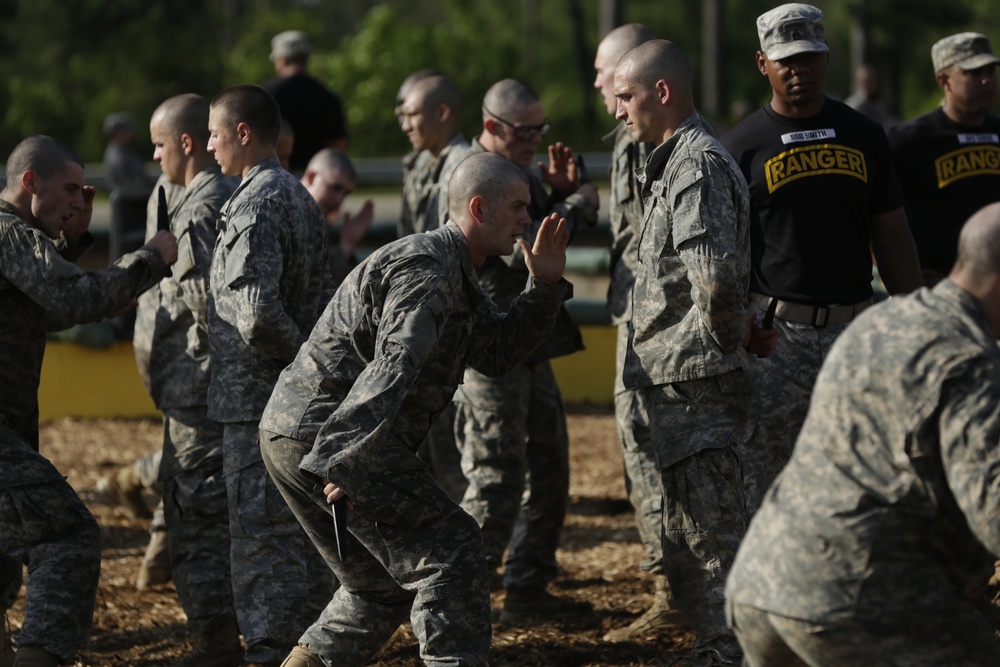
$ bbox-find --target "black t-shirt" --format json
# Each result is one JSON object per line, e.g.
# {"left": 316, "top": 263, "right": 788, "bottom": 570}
{"left": 888, "top": 108, "right": 1000, "bottom": 274}
{"left": 263, "top": 73, "right": 347, "bottom": 171}
{"left": 723, "top": 98, "right": 903, "bottom": 305}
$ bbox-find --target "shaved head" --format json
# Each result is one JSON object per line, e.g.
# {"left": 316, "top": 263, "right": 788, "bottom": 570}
{"left": 617, "top": 39, "right": 694, "bottom": 98}
{"left": 448, "top": 152, "right": 528, "bottom": 222}
{"left": 482, "top": 78, "right": 540, "bottom": 118}
{"left": 954, "top": 203, "right": 1000, "bottom": 279}
{"left": 601, "top": 23, "right": 657, "bottom": 63}
{"left": 408, "top": 75, "right": 463, "bottom": 117}
{"left": 305, "top": 148, "right": 355, "bottom": 181}
{"left": 595, "top": 24, "right": 657, "bottom": 116}
{"left": 151, "top": 94, "right": 210, "bottom": 145}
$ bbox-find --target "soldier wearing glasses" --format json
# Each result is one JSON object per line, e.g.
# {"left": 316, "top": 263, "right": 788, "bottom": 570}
{"left": 456, "top": 78, "right": 600, "bottom": 623}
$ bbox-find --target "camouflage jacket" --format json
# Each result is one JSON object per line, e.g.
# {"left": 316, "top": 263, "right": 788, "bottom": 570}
{"left": 623, "top": 114, "right": 750, "bottom": 388}
{"left": 604, "top": 123, "right": 652, "bottom": 325}
{"left": 259, "top": 222, "right": 570, "bottom": 493}
{"left": 133, "top": 174, "right": 184, "bottom": 393}
{"left": 207, "top": 157, "right": 333, "bottom": 425}
{"left": 465, "top": 136, "right": 595, "bottom": 361}
{"left": 146, "top": 167, "right": 238, "bottom": 409}
{"left": 0, "top": 198, "right": 168, "bottom": 463}
{"left": 728, "top": 280, "right": 1000, "bottom": 623}
{"left": 399, "top": 134, "right": 471, "bottom": 237}
{"left": 399, "top": 149, "right": 435, "bottom": 238}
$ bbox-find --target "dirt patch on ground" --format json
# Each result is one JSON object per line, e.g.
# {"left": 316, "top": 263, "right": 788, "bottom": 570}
{"left": 7, "top": 405, "right": 702, "bottom": 666}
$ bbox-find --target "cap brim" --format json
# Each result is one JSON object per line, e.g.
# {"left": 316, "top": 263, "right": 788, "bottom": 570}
{"left": 764, "top": 40, "right": 829, "bottom": 62}
{"left": 955, "top": 53, "right": 1000, "bottom": 71}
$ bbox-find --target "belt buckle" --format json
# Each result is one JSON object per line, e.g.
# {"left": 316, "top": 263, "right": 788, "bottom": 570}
{"left": 810, "top": 306, "right": 830, "bottom": 327}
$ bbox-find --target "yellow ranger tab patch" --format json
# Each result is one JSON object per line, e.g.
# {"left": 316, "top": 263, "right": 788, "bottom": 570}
{"left": 934, "top": 145, "right": 1000, "bottom": 188}
{"left": 764, "top": 144, "right": 868, "bottom": 193}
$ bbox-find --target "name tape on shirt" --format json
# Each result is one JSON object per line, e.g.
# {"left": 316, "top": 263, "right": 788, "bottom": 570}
{"left": 781, "top": 128, "right": 836, "bottom": 144}
{"left": 764, "top": 144, "right": 869, "bottom": 193}
{"left": 934, "top": 144, "right": 1000, "bottom": 188}
{"left": 957, "top": 133, "right": 999, "bottom": 145}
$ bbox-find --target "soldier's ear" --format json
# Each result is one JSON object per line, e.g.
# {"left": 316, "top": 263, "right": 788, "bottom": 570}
{"left": 236, "top": 122, "right": 252, "bottom": 146}
{"left": 469, "top": 194, "right": 486, "bottom": 224}
{"left": 21, "top": 170, "right": 38, "bottom": 195}
{"left": 180, "top": 133, "right": 195, "bottom": 156}
{"left": 437, "top": 103, "right": 451, "bottom": 122}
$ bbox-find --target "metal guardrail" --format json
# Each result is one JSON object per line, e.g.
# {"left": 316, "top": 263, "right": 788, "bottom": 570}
{"left": 12, "top": 152, "right": 615, "bottom": 192}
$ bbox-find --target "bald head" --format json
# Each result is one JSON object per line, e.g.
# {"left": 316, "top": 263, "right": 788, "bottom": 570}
{"left": 951, "top": 203, "right": 1000, "bottom": 336}
{"left": 613, "top": 40, "right": 695, "bottom": 143}
{"left": 954, "top": 204, "right": 1000, "bottom": 280}
{"left": 448, "top": 152, "right": 528, "bottom": 223}
{"left": 482, "top": 78, "right": 540, "bottom": 119}
{"left": 595, "top": 24, "right": 657, "bottom": 115}
{"left": 409, "top": 75, "right": 463, "bottom": 118}
{"left": 618, "top": 40, "right": 693, "bottom": 98}
{"left": 396, "top": 68, "right": 444, "bottom": 118}
{"left": 302, "top": 148, "right": 356, "bottom": 218}
{"left": 152, "top": 94, "right": 210, "bottom": 145}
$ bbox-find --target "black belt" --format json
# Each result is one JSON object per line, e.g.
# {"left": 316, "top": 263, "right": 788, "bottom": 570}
{"left": 757, "top": 295, "right": 872, "bottom": 327}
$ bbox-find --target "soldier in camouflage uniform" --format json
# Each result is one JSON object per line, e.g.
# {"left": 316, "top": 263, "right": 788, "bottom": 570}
{"left": 144, "top": 94, "right": 244, "bottom": 666}
{"left": 396, "top": 73, "right": 472, "bottom": 503}
{"left": 721, "top": 3, "right": 921, "bottom": 517}
{"left": 457, "top": 78, "right": 599, "bottom": 621}
{"left": 614, "top": 41, "right": 776, "bottom": 665}
{"left": 727, "top": 203, "right": 1000, "bottom": 666}
{"left": 594, "top": 23, "right": 690, "bottom": 643}
{"left": 396, "top": 68, "right": 444, "bottom": 239}
{"left": 300, "top": 148, "right": 373, "bottom": 288}
{"left": 206, "top": 84, "right": 335, "bottom": 667}
{"left": 0, "top": 136, "right": 176, "bottom": 667}
{"left": 258, "top": 152, "right": 572, "bottom": 667}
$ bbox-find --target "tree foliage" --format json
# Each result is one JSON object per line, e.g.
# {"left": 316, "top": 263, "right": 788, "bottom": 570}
{"left": 0, "top": 0, "right": 995, "bottom": 161}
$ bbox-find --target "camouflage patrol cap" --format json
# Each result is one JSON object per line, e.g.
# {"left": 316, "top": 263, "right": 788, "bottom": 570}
{"left": 931, "top": 32, "right": 1000, "bottom": 73}
{"left": 270, "top": 30, "right": 311, "bottom": 62}
{"left": 757, "top": 3, "right": 829, "bottom": 62}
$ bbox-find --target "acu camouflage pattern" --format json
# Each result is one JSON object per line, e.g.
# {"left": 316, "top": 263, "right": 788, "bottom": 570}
{"left": 137, "top": 166, "right": 240, "bottom": 636}
{"left": 627, "top": 115, "right": 753, "bottom": 665}
{"left": 727, "top": 281, "right": 1000, "bottom": 664}
{"left": 259, "top": 222, "right": 568, "bottom": 665}
{"left": 145, "top": 166, "right": 238, "bottom": 412}
{"left": 741, "top": 305, "right": 846, "bottom": 515}
{"left": 624, "top": 114, "right": 751, "bottom": 404}
{"left": 0, "top": 197, "right": 169, "bottom": 660}
{"left": 604, "top": 122, "right": 652, "bottom": 327}
{"left": 207, "top": 156, "right": 333, "bottom": 427}
{"left": 133, "top": 173, "right": 184, "bottom": 393}
{"left": 453, "top": 137, "right": 593, "bottom": 589}
{"left": 400, "top": 134, "right": 472, "bottom": 237}
{"left": 0, "top": 198, "right": 169, "bottom": 461}
{"left": 605, "top": 122, "right": 664, "bottom": 574}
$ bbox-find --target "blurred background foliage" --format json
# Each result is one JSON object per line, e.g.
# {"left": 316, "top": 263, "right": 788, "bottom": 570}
{"left": 0, "top": 0, "right": 996, "bottom": 161}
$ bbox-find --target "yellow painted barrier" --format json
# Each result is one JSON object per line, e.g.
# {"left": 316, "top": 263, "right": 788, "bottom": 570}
{"left": 39, "top": 341, "right": 157, "bottom": 422}
{"left": 37, "top": 326, "right": 617, "bottom": 422}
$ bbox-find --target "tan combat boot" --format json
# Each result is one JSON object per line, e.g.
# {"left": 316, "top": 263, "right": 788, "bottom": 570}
{"left": 135, "top": 528, "right": 171, "bottom": 590}
{"left": 97, "top": 464, "right": 152, "bottom": 519}
{"left": 602, "top": 574, "right": 689, "bottom": 642}
{"left": 279, "top": 645, "right": 325, "bottom": 667}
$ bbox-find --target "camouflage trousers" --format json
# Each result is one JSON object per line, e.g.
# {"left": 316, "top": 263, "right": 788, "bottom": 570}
{"left": 223, "top": 422, "right": 333, "bottom": 665}
{"left": 454, "top": 360, "right": 569, "bottom": 590}
{"left": 260, "top": 430, "right": 491, "bottom": 667}
{"left": 415, "top": 402, "right": 467, "bottom": 503}
{"left": 645, "top": 370, "right": 752, "bottom": 665}
{"left": 614, "top": 324, "right": 663, "bottom": 574}
{"left": 729, "top": 602, "right": 1000, "bottom": 667}
{"left": 742, "top": 313, "right": 847, "bottom": 517}
{"left": 159, "top": 408, "right": 235, "bottom": 632}
{"left": 0, "top": 433, "right": 100, "bottom": 661}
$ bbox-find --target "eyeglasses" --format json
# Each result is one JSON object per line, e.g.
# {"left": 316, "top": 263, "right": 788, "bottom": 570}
{"left": 483, "top": 104, "right": 551, "bottom": 141}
